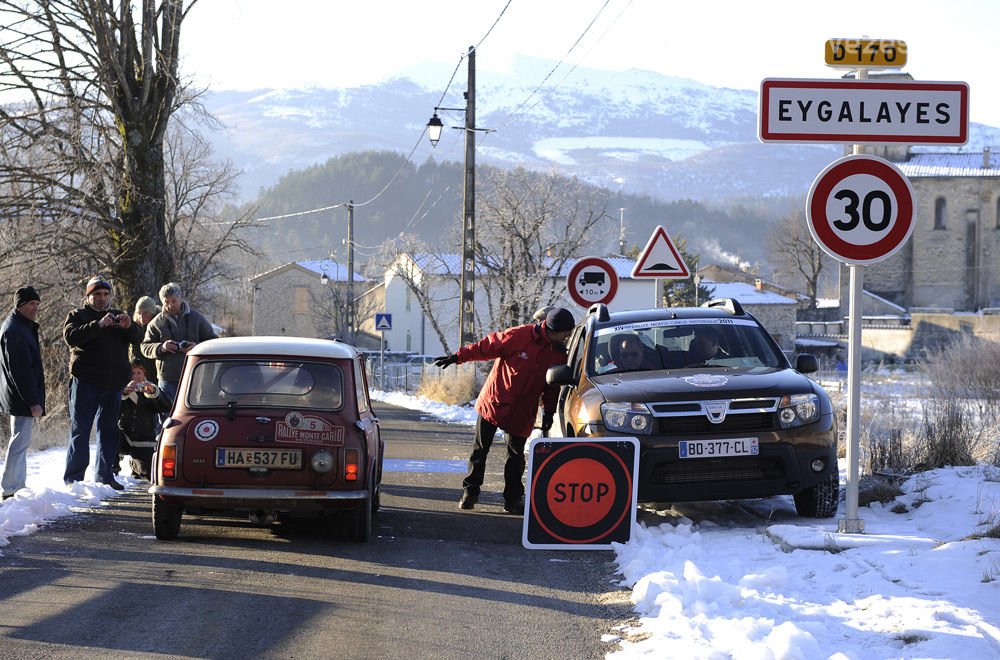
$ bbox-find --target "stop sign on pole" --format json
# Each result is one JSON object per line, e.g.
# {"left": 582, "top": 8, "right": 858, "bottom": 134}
{"left": 806, "top": 154, "right": 915, "bottom": 264}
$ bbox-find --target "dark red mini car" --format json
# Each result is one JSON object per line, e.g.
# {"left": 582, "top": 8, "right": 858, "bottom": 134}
{"left": 149, "top": 336, "right": 384, "bottom": 541}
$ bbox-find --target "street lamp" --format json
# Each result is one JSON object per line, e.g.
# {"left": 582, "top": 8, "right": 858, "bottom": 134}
{"left": 426, "top": 45, "right": 480, "bottom": 349}
{"left": 427, "top": 113, "right": 444, "bottom": 146}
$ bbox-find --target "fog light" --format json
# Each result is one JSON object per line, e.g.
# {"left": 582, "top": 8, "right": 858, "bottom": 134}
{"left": 311, "top": 451, "right": 334, "bottom": 473}
{"left": 811, "top": 458, "right": 825, "bottom": 472}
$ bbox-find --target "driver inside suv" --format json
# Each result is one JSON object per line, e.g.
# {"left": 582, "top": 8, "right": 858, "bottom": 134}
{"left": 686, "top": 327, "right": 725, "bottom": 364}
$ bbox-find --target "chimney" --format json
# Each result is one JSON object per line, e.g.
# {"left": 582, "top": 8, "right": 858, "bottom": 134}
{"left": 984, "top": 146, "right": 992, "bottom": 170}
{"left": 754, "top": 278, "right": 764, "bottom": 291}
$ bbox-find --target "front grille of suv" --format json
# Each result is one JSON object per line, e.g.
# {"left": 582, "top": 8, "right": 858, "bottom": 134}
{"left": 649, "top": 397, "right": 780, "bottom": 435}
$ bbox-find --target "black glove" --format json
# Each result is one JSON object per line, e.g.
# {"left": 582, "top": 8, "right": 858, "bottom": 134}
{"left": 541, "top": 412, "right": 553, "bottom": 435}
{"left": 433, "top": 354, "right": 459, "bottom": 369}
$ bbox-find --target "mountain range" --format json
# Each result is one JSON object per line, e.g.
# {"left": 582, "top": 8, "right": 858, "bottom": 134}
{"left": 203, "top": 56, "right": 1000, "bottom": 206}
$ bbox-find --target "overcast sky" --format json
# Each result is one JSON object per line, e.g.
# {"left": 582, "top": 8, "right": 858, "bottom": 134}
{"left": 181, "top": 0, "right": 1000, "bottom": 128}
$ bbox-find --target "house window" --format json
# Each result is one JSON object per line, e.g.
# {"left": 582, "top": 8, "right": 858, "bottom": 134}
{"left": 293, "top": 286, "right": 309, "bottom": 314}
{"left": 405, "top": 287, "right": 412, "bottom": 312}
{"left": 934, "top": 197, "right": 947, "bottom": 230}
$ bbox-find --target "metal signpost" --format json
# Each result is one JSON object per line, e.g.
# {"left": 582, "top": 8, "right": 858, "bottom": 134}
{"left": 759, "top": 39, "right": 969, "bottom": 533}
{"left": 806, "top": 154, "right": 915, "bottom": 533}
{"left": 631, "top": 226, "right": 691, "bottom": 308}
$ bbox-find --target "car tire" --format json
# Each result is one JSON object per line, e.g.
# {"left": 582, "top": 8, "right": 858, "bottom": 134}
{"left": 348, "top": 483, "right": 374, "bottom": 543}
{"left": 793, "top": 472, "right": 840, "bottom": 518}
{"left": 152, "top": 496, "right": 183, "bottom": 540}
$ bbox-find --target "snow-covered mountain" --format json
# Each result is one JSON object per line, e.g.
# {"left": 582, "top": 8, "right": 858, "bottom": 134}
{"left": 202, "top": 56, "right": 999, "bottom": 202}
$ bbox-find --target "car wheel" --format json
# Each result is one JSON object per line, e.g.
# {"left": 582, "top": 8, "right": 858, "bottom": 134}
{"left": 152, "top": 496, "right": 183, "bottom": 540}
{"left": 347, "top": 483, "right": 374, "bottom": 543}
{"left": 793, "top": 472, "right": 840, "bottom": 518}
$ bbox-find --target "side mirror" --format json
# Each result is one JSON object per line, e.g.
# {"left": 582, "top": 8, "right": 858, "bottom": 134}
{"left": 795, "top": 353, "right": 819, "bottom": 374}
{"left": 546, "top": 364, "right": 575, "bottom": 386}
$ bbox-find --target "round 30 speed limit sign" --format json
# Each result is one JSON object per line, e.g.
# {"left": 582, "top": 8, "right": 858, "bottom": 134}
{"left": 806, "top": 154, "right": 915, "bottom": 265}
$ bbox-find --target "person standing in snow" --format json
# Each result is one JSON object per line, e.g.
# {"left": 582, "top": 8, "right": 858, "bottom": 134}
{"left": 433, "top": 307, "right": 575, "bottom": 513}
{"left": 0, "top": 286, "right": 46, "bottom": 500}
{"left": 63, "top": 276, "right": 144, "bottom": 489}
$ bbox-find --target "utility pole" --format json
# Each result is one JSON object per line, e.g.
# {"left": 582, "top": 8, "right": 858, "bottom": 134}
{"left": 347, "top": 200, "right": 355, "bottom": 343}
{"left": 459, "top": 45, "right": 477, "bottom": 348}
{"left": 619, "top": 207, "right": 626, "bottom": 255}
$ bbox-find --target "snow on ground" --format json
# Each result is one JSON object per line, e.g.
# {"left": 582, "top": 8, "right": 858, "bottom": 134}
{"left": 2, "top": 390, "right": 999, "bottom": 659}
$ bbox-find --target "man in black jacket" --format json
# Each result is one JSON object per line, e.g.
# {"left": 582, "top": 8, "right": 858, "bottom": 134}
{"left": 0, "top": 286, "right": 45, "bottom": 499}
{"left": 63, "top": 276, "right": 144, "bottom": 489}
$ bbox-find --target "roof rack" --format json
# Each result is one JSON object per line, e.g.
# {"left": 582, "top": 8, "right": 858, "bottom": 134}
{"left": 587, "top": 303, "right": 610, "bottom": 322}
{"left": 703, "top": 298, "right": 745, "bottom": 315}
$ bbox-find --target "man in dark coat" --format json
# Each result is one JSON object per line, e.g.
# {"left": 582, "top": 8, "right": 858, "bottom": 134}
{"left": 63, "top": 276, "right": 144, "bottom": 489}
{"left": 434, "top": 307, "right": 575, "bottom": 513}
{"left": 0, "top": 286, "right": 45, "bottom": 499}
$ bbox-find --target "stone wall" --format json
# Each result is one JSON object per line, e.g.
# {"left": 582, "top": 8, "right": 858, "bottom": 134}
{"left": 863, "top": 174, "right": 1000, "bottom": 310}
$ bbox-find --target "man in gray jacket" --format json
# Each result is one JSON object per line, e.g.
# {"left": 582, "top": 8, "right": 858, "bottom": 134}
{"left": 0, "top": 286, "right": 45, "bottom": 499}
{"left": 140, "top": 282, "right": 217, "bottom": 402}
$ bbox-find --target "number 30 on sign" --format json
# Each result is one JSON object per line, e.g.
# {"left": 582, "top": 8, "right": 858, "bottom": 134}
{"left": 806, "top": 154, "right": 915, "bottom": 265}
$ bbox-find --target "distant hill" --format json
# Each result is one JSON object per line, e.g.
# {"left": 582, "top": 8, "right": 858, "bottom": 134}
{"left": 203, "top": 56, "right": 1000, "bottom": 205}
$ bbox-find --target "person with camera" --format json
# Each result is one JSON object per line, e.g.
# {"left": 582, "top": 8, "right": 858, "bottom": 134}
{"left": 115, "top": 359, "right": 172, "bottom": 480}
{"left": 141, "top": 282, "right": 217, "bottom": 403}
{"left": 63, "top": 276, "right": 144, "bottom": 489}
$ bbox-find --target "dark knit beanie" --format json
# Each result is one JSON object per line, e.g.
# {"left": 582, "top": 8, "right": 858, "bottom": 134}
{"left": 14, "top": 286, "right": 40, "bottom": 309}
{"left": 544, "top": 307, "right": 575, "bottom": 333}
{"left": 86, "top": 275, "right": 111, "bottom": 296}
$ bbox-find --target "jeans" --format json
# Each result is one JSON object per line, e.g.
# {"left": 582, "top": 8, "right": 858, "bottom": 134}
{"left": 2, "top": 416, "right": 34, "bottom": 496}
{"left": 157, "top": 380, "right": 178, "bottom": 424}
{"left": 462, "top": 415, "right": 528, "bottom": 504}
{"left": 64, "top": 377, "right": 123, "bottom": 484}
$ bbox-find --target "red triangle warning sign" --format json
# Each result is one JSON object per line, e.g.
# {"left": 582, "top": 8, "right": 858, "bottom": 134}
{"left": 631, "top": 226, "right": 690, "bottom": 278}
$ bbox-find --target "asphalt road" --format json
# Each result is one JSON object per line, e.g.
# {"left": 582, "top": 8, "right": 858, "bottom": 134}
{"left": 0, "top": 403, "right": 634, "bottom": 660}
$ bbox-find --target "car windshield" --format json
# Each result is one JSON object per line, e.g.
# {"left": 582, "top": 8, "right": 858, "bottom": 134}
{"left": 588, "top": 318, "right": 786, "bottom": 375}
{"left": 187, "top": 360, "right": 344, "bottom": 409}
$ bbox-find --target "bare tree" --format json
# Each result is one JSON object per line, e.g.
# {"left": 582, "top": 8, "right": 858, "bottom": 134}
{"left": 769, "top": 208, "right": 831, "bottom": 308}
{"left": 476, "top": 168, "right": 609, "bottom": 329}
{"left": 0, "top": 0, "right": 195, "bottom": 306}
{"left": 380, "top": 235, "right": 459, "bottom": 354}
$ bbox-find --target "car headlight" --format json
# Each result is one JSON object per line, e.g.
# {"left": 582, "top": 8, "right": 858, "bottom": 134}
{"left": 777, "top": 393, "right": 820, "bottom": 428}
{"left": 601, "top": 402, "right": 653, "bottom": 435}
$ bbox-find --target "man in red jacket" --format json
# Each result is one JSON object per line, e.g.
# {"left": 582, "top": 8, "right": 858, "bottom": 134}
{"left": 434, "top": 307, "right": 575, "bottom": 513}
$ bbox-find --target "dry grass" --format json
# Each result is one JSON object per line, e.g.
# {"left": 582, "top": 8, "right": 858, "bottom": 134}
{"left": 416, "top": 364, "right": 480, "bottom": 406}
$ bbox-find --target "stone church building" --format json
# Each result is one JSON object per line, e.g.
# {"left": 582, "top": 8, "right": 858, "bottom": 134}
{"left": 841, "top": 143, "right": 1000, "bottom": 313}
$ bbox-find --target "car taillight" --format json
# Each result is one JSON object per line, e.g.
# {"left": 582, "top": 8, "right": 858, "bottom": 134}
{"left": 162, "top": 444, "right": 177, "bottom": 479}
{"left": 344, "top": 448, "right": 360, "bottom": 482}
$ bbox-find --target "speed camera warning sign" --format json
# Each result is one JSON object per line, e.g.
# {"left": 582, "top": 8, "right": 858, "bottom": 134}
{"left": 523, "top": 437, "right": 638, "bottom": 550}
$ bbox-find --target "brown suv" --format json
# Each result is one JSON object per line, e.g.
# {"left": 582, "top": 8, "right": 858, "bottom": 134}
{"left": 149, "top": 336, "right": 384, "bottom": 540}
{"left": 546, "top": 300, "right": 839, "bottom": 517}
